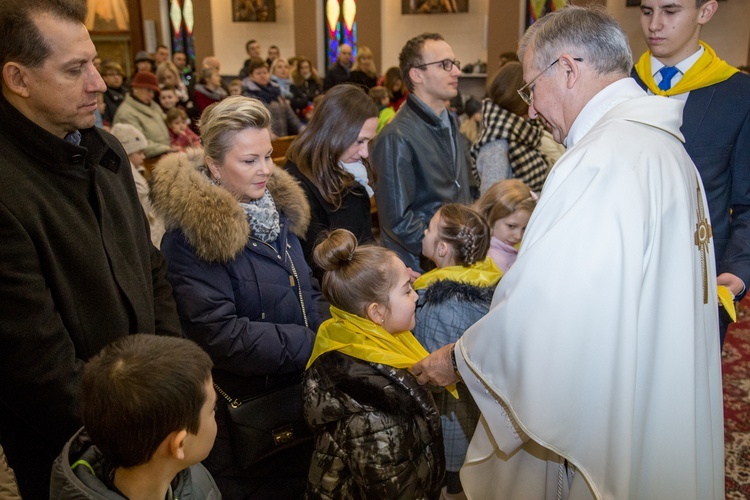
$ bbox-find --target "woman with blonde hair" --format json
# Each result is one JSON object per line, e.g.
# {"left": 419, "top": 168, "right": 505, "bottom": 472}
{"left": 350, "top": 46, "right": 378, "bottom": 90}
{"left": 156, "top": 60, "right": 190, "bottom": 104}
{"left": 150, "top": 96, "right": 327, "bottom": 498}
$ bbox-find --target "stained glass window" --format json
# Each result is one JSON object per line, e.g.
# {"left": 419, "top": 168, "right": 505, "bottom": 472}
{"left": 169, "top": 0, "right": 195, "bottom": 68}
{"left": 325, "top": 0, "right": 357, "bottom": 68}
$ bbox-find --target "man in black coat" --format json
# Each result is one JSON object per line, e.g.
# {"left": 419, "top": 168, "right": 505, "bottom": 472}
{"left": 0, "top": 1, "right": 181, "bottom": 497}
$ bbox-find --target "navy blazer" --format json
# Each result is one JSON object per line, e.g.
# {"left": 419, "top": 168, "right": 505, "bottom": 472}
{"left": 631, "top": 70, "right": 750, "bottom": 292}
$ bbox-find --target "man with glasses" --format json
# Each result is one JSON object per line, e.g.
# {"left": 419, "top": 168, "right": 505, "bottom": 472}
{"left": 371, "top": 32, "right": 471, "bottom": 272}
{"left": 412, "top": 6, "right": 723, "bottom": 499}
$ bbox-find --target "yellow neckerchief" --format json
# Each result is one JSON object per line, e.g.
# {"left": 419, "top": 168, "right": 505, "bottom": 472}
{"left": 413, "top": 256, "right": 503, "bottom": 291}
{"left": 634, "top": 41, "right": 738, "bottom": 97}
{"left": 307, "top": 306, "right": 458, "bottom": 397}
{"left": 718, "top": 285, "right": 737, "bottom": 322}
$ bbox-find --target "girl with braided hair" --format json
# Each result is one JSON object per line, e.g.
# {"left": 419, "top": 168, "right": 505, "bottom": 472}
{"left": 413, "top": 203, "right": 502, "bottom": 499}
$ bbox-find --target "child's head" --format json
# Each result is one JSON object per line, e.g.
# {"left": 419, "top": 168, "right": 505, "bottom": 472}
{"left": 158, "top": 86, "right": 179, "bottom": 110}
{"left": 474, "top": 179, "right": 537, "bottom": 247}
{"left": 314, "top": 229, "right": 417, "bottom": 333}
{"left": 368, "top": 86, "right": 390, "bottom": 107}
{"left": 166, "top": 107, "right": 189, "bottom": 135}
{"left": 229, "top": 78, "right": 243, "bottom": 96}
{"left": 81, "top": 334, "right": 216, "bottom": 469}
{"left": 422, "top": 204, "right": 490, "bottom": 268}
{"left": 110, "top": 123, "right": 148, "bottom": 168}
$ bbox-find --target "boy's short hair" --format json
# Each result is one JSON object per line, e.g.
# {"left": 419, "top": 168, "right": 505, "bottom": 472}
{"left": 81, "top": 334, "right": 213, "bottom": 468}
{"left": 368, "top": 86, "right": 388, "bottom": 105}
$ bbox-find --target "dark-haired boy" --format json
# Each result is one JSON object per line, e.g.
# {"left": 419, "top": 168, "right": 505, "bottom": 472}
{"left": 50, "top": 334, "right": 221, "bottom": 499}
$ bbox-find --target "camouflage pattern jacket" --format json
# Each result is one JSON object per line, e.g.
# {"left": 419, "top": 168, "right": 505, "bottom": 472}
{"left": 304, "top": 351, "right": 444, "bottom": 499}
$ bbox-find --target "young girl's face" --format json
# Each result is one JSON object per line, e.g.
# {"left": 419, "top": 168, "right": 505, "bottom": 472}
{"left": 422, "top": 211, "right": 441, "bottom": 264}
{"left": 159, "top": 91, "right": 178, "bottom": 109}
{"left": 169, "top": 118, "right": 188, "bottom": 136}
{"left": 381, "top": 256, "right": 418, "bottom": 334}
{"left": 229, "top": 84, "right": 242, "bottom": 96}
{"left": 492, "top": 210, "right": 531, "bottom": 247}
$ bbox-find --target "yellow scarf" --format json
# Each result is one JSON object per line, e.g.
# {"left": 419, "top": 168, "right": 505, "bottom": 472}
{"left": 413, "top": 256, "right": 503, "bottom": 291}
{"left": 307, "top": 306, "right": 458, "bottom": 397}
{"left": 634, "top": 41, "right": 738, "bottom": 97}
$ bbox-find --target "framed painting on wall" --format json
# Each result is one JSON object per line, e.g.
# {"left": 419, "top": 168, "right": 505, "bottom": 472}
{"left": 233, "top": 0, "right": 276, "bottom": 22}
{"left": 85, "top": 0, "right": 130, "bottom": 32}
{"left": 402, "top": 0, "right": 469, "bottom": 14}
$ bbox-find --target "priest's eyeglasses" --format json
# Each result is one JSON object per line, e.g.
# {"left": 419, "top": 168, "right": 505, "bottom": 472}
{"left": 517, "top": 57, "right": 584, "bottom": 106}
{"left": 415, "top": 59, "right": 461, "bottom": 72}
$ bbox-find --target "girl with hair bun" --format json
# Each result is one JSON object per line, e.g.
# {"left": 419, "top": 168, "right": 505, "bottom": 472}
{"left": 413, "top": 203, "right": 502, "bottom": 499}
{"left": 303, "top": 229, "right": 445, "bottom": 499}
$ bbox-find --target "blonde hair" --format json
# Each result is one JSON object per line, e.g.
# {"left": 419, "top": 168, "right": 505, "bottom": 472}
{"left": 474, "top": 179, "right": 537, "bottom": 227}
{"left": 435, "top": 204, "right": 490, "bottom": 267}
{"left": 353, "top": 46, "right": 377, "bottom": 77}
{"left": 270, "top": 57, "right": 290, "bottom": 77}
{"left": 314, "top": 229, "right": 399, "bottom": 318}
{"left": 199, "top": 96, "right": 271, "bottom": 165}
{"left": 156, "top": 61, "right": 181, "bottom": 85}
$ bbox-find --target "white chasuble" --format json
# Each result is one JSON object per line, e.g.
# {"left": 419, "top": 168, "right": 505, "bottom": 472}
{"left": 458, "top": 79, "right": 724, "bottom": 500}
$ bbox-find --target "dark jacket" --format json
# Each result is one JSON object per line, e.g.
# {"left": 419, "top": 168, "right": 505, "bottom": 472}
{"left": 349, "top": 71, "right": 378, "bottom": 91}
{"left": 371, "top": 94, "right": 472, "bottom": 271}
{"left": 630, "top": 70, "right": 750, "bottom": 294}
{"left": 414, "top": 280, "right": 494, "bottom": 472}
{"left": 0, "top": 93, "right": 180, "bottom": 498}
{"left": 305, "top": 351, "right": 445, "bottom": 499}
{"left": 102, "top": 85, "right": 127, "bottom": 125}
{"left": 323, "top": 64, "right": 351, "bottom": 91}
{"left": 50, "top": 428, "right": 221, "bottom": 499}
{"left": 284, "top": 159, "right": 373, "bottom": 281}
{"left": 290, "top": 78, "right": 323, "bottom": 115}
{"left": 150, "top": 152, "right": 328, "bottom": 496}
{"left": 241, "top": 79, "right": 302, "bottom": 137}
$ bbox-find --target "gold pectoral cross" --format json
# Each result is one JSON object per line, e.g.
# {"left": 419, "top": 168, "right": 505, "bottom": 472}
{"left": 694, "top": 183, "right": 713, "bottom": 304}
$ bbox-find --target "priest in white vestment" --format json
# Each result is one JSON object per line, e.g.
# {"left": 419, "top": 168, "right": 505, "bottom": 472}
{"left": 412, "top": 6, "right": 724, "bottom": 500}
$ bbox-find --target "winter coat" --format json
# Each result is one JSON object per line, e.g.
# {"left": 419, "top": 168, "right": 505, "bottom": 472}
{"left": 290, "top": 78, "right": 323, "bottom": 115}
{"left": 305, "top": 351, "right": 445, "bottom": 499}
{"left": 284, "top": 160, "right": 373, "bottom": 282}
{"left": 112, "top": 94, "right": 172, "bottom": 158}
{"left": 414, "top": 279, "right": 494, "bottom": 472}
{"left": 0, "top": 92, "right": 181, "bottom": 499}
{"left": 371, "top": 94, "right": 472, "bottom": 272}
{"left": 150, "top": 152, "right": 328, "bottom": 496}
{"left": 50, "top": 428, "right": 221, "bottom": 499}
{"left": 102, "top": 85, "right": 127, "bottom": 125}
{"left": 241, "top": 80, "right": 302, "bottom": 137}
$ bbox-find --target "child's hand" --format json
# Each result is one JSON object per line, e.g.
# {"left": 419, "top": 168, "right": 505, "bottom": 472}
{"left": 411, "top": 343, "right": 460, "bottom": 387}
{"left": 407, "top": 267, "right": 421, "bottom": 283}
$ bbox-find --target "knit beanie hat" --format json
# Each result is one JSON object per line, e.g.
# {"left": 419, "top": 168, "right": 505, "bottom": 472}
{"left": 110, "top": 123, "right": 149, "bottom": 155}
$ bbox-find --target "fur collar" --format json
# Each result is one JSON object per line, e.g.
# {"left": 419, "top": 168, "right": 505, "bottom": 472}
{"left": 421, "top": 280, "right": 495, "bottom": 307}
{"left": 150, "top": 152, "right": 310, "bottom": 263}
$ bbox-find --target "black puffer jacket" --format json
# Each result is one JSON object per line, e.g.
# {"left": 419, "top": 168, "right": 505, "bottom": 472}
{"left": 304, "top": 351, "right": 444, "bottom": 499}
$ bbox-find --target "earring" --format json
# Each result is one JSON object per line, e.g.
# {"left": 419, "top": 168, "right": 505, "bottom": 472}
{"left": 212, "top": 177, "right": 222, "bottom": 186}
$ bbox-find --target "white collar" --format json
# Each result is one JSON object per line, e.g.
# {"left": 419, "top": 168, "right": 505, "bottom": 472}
{"left": 650, "top": 46, "right": 704, "bottom": 76}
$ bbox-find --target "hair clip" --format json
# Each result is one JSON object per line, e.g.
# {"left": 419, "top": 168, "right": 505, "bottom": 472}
{"left": 529, "top": 190, "right": 539, "bottom": 201}
{"left": 347, "top": 252, "right": 354, "bottom": 261}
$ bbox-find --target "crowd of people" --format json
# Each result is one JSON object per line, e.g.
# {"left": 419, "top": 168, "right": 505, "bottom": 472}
{"left": 0, "top": 0, "right": 748, "bottom": 499}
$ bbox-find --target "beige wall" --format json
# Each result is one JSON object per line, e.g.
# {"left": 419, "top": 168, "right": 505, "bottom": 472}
{"left": 381, "top": 0, "right": 490, "bottom": 73}
{"left": 210, "top": 0, "right": 297, "bottom": 76}
{"left": 139, "top": 0, "right": 750, "bottom": 77}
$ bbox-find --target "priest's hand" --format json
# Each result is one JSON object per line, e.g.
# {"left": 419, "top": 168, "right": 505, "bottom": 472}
{"left": 411, "top": 343, "right": 460, "bottom": 387}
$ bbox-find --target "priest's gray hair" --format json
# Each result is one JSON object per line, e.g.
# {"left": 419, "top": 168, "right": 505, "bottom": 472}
{"left": 518, "top": 5, "right": 632, "bottom": 77}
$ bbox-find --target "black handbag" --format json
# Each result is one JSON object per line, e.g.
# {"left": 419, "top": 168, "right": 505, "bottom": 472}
{"left": 214, "top": 373, "right": 312, "bottom": 470}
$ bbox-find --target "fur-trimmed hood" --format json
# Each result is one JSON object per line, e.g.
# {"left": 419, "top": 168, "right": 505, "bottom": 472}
{"left": 150, "top": 152, "right": 310, "bottom": 263}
